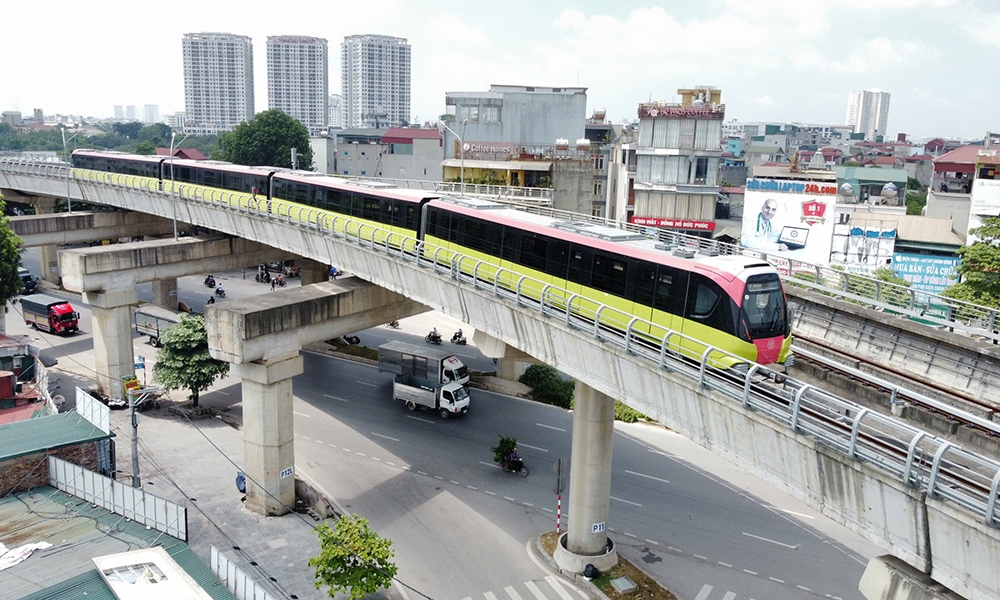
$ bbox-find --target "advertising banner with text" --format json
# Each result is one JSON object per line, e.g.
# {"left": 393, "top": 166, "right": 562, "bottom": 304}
{"left": 740, "top": 178, "right": 839, "bottom": 266}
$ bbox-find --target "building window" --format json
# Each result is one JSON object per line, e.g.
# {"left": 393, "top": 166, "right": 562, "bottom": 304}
{"left": 594, "top": 155, "right": 605, "bottom": 170}
{"left": 694, "top": 158, "right": 708, "bottom": 184}
{"left": 361, "top": 171, "right": 366, "bottom": 175}
{"left": 594, "top": 181, "right": 603, "bottom": 196}
{"left": 361, "top": 151, "right": 366, "bottom": 156}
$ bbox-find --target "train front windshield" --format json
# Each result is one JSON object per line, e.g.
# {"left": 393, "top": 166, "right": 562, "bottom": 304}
{"left": 741, "top": 275, "right": 788, "bottom": 340}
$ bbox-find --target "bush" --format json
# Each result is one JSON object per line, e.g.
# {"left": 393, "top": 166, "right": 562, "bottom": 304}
{"left": 519, "top": 365, "right": 574, "bottom": 408}
{"left": 491, "top": 435, "right": 517, "bottom": 463}
{"left": 615, "top": 401, "right": 647, "bottom": 423}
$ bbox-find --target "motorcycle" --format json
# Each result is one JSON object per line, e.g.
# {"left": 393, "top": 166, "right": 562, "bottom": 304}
{"left": 386, "top": 320, "right": 400, "bottom": 329}
{"left": 214, "top": 287, "right": 226, "bottom": 298}
{"left": 451, "top": 331, "right": 467, "bottom": 345}
{"left": 499, "top": 458, "right": 529, "bottom": 477}
{"left": 275, "top": 277, "right": 287, "bottom": 288}
{"left": 425, "top": 331, "right": 442, "bottom": 345}
{"left": 255, "top": 272, "right": 271, "bottom": 283}
{"left": 343, "top": 335, "right": 360, "bottom": 345}
{"left": 204, "top": 276, "right": 217, "bottom": 288}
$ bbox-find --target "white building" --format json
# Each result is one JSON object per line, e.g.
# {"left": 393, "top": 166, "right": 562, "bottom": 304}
{"left": 267, "top": 36, "right": 328, "bottom": 135}
{"left": 846, "top": 89, "right": 891, "bottom": 141}
{"left": 125, "top": 105, "right": 137, "bottom": 121}
{"left": 113, "top": 105, "right": 124, "bottom": 121}
{"left": 142, "top": 104, "right": 159, "bottom": 124}
{"left": 328, "top": 94, "right": 344, "bottom": 129}
{"left": 341, "top": 34, "right": 411, "bottom": 128}
{"left": 165, "top": 112, "right": 186, "bottom": 131}
{"left": 182, "top": 32, "right": 255, "bottom": 135}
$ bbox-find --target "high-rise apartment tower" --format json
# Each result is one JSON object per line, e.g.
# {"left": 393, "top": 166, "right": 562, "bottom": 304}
{"left": 182, "top": 32, "right": 255, "bottom": 135}
{"left": 267, "top": 36, "right": 329, "bottom": 135}
{"left": 341, "top": 34, "right": 411, "bottom": 128}
{"left": 846, "top": 90, "right": 890, "bottom": 141}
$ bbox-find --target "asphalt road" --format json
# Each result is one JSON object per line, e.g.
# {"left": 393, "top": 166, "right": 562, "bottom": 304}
{"left": 10, "top": 250, "right": 879, "bottom": 599}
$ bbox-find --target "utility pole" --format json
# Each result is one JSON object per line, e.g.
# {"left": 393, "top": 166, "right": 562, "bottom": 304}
{"left": 128, "top": 388, "right": 140, "bottom": 488}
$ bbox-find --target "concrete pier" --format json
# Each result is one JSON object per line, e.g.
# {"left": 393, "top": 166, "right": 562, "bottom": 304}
{"left": 554, "top": 381, "right": 618, "bottom": 573}
{"left": 84, "top": 288, "right": 139, "bottom": 402}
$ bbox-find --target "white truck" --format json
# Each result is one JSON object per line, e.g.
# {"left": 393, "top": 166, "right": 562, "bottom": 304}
{"left": 377, "top": 341, "right": 470, "bottom": 387}
{"left": 391, "top": 373, "right": 470, "bottom": 419}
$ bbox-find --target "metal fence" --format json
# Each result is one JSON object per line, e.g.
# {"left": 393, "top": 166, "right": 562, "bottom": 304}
{"left": 48, "top": 456, "right": 188, "bottom": 540}
{"left": 210, "top": 546, "right": 276, "bottom": 600}
{"left": 7, "top": 159, "right": 1000, "bottom": 529}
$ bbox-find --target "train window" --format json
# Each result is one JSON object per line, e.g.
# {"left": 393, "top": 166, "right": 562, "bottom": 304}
{"left": 545, "top": 240, "right": 570, "bottom": 278}
{"left": 327, "top": 190, "right": 342, "bottom": 212}
{"left": 464, "top": 217, "right": 487, "bottom": 252}
{"left": 404, "top": 205, "right": 416, "bottom": 230}
{"left": 567, "top": 246, "right": 593, "bottom": 287}
{"left": 203, "top": 170, "right": 217, "bottom": 187}
{"left": 591, "top": 252, "right": 627, "bottom": 296}
{"left": 293, "top": 184, "right": 309, "bottom": 202}
{"left": 363, "top": 196, "right": 381, "bottom": 220}
{"left": 501, "top": 227, "right": 520, "bottom": 262}
{"left": 273, "top": 179, "right": 287, "bottom": 199}
{"left": 653, "top": 268, "right": 685, "bottom": 316}
{"left": 483, "top": 220, "right": 503, "bottom": 255}
{"left": 635, "top": 264, "right": 656, "bottom": 305}
{"left": 686, "top": 274, "right": 738, "bottom": 334}
{"left": 519, "top": 234, "right": 548, "bottom": 271}
{"left": 346, "top": 193, "right": 363, "bottom": 217}
{"left": 451, "top": 215, "right": 467, "bottom": 245}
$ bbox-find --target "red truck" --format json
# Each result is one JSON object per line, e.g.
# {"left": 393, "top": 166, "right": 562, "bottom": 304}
{"left": 21, "top": 294, "right": 80, "bottom": 335}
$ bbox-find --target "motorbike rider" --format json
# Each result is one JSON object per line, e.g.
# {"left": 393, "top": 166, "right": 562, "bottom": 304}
{"left": 216, "top": 285, "right": 225, "bottom": 297}
{"left": 430, "top": 327, "right": 439, "bottom": 340}
{"left": 453, "top": 328, "right": 463, "bottom": 342}
{"left": 207, "top": 295, "right": 215, "bottom": 305}
{"left": 205, "top": 274, "right": 215, "bottom": 287}
{"left": 506, "top": 446, "right": 521, "bottom": 469}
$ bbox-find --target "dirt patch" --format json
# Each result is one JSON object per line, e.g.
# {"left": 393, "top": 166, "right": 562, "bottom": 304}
{"left": 539, "top": 531, "right": 677, "bottom": 600}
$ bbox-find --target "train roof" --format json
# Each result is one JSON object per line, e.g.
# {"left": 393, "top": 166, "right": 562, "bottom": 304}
{"left": 429, "top": 196, "right": 771, "bottom": 281}
{"left": 274, "top": 171, "right": 438, "bottom": 203}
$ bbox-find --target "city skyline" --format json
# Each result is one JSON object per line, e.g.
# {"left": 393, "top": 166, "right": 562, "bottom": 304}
{"left": 1, "top": 0, "right": 996, "bottom": 138}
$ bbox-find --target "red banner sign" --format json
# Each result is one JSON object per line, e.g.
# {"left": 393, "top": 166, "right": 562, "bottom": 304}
{"left": 631, "top": 216, "right": 717, "bottom": 231}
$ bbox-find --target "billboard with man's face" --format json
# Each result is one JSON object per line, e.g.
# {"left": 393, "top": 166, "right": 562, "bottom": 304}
{"left": 740, "top": 178, "right": 839, "bottom": 266}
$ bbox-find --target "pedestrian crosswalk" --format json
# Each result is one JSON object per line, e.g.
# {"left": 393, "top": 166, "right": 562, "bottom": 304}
{"left": 462, "top": 576, "right": 581, "bottom": 600}
{"left": 694, "top": 584, "right": 753, "bottom": 600}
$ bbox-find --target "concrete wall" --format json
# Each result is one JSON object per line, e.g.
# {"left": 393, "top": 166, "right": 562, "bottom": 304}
{"left": 552, "top": 158, "right": 596, "bottom": 215}
{"left": 925, "top": 191, "right": 970, "bottom": 236}
{"left": 3, "top": 167, "right": 1000, "bottom": 599}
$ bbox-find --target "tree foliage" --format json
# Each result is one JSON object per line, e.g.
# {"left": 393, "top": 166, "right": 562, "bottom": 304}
{"left": 309, "top": 514, "right": 397, "bottom": 600}
{"left": 134, "top": 140, "right": 156, "bottom": 155}
{"left": 0, "top": 196, "right": 25, "bottom": 305}
{"left": 112, "top": 121, "right": 143, "bottom": 140}
{"left": 152, "top": 315, "right": 229, "bottom": 407}
{"left": 905, "top": 190, "right": 927, "bottom": 215}
{"left": 491, "top": 435, "right": 518, "bottom": 463}
{"left": 941, "top": 217, "right": 1000, "bottom": 310}
{"left": 519, "top": 364, "right": 574, "bottom": 408}
{"left": 216, "top": 109, "right": 313, "bottom": 170}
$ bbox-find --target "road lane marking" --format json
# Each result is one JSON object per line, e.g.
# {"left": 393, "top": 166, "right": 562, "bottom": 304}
{"left": 503, "top": 496, "right": 515, "bottom": 501}
{"left": 718, "top": 561, "right": 732, "bottom": 568}
{"left": 645, "top": 539, "right": 659, "bottom": 545}
{"left": 504, "top": 586, "right": 524, "bottom": 600}
{"left": 610, "top": 496, "right": 642, "bottom": 507}
{"left": 449, "top": 480, "right": 460, "bottom": 485}
{"left": 542, "top": 507, "right": 553, "bottom": 512}
{"left": 623, "top": 532, "right": 637, "bottom": 538}
{"left": 742, "top": 531, "right": 800, "bottom": 549}
{"left": 406, "top": 415, "right": 434, "bottom": 424}
{"left": 215, "top": 391, "right": 230, "bottom": 396}
{"left": 778, "top": 508, "right": 816, "bottom": 519}
{"left": 518, "top": 443, "right": 548, "bottom": 452}
{"left": 625, "top": 469, "right": 670, "bottom": 484}
{"left": 342, "top": 448, "right": 350, "bottom": 452}
{"left": 387, "top": 461, "right": 396, "bottom": 466}
{"left": 355, "top": 380, "right": 377, "bottom": 387}
{"left": 694, "top": 585, "right": 713, "bottom": 600}
{"left": 484, "top": 490, "right": 496, "bottom": 495}
{"left": 522, "top": 502, "right": 533, "bottom": 507}
{"left": 743, "top": 569, "right": 757, "bottom": 575}
{"left": 479, "top": 461, "right": 501, "bottom": 469}
{"left": 545, "top": 576, "right": 575, "bottom": 600}
{"left": 668, "top": 547, "right": 682, "bottom": 553}
{"left": 485, "top": 592, "right": 498, "bottom": 600}
{"left": 723, "top": 593, "right": 737, "bottom": 600}
{"left": 314, "top": 440, "right": 324, "bottom": 444}
{"left": 370, "top": 432, "right": 399, "bottom": 442}
{"left": 536, "top": 423, "right": 566, "bottom": 432}
{"left": 371, "top": 457, "right": 380, "bottom": 461}
{"left": 417, "top": 471, "right": 427, "bottom": 475}
{"left": 524, "top": 581, "right": 547, "bottom": 600}
{"left": 356, "top": 453, "right": 366, "bottom": 457}
{"left": 323, "top": 394, "right": 348, "bottom": 402}
{"left": 434, "top": 476, "right": 443, "bottom": 480}
{"left": 302, "top": 436, "right": 311, "bottom": 441}
{"left": 796, "top": 586, "right": 812, "bottom": 592}
{"left": 467, "top": 486, "right": 477, "bottom": 490}
{"left": 769, "top": 577, "right": 785, "bottom": 584}
{"left": 293, "top": 411, "right": 311, "bottom": 418}
{"left": 694, "top": 554, "right": 707, "bottom": 560}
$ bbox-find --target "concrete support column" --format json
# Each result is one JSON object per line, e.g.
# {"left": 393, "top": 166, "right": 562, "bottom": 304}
{"left": 496, "top": 359, "right": 522, "bottom": 380}
{"left": 35, "top": 197, "right": 60, "bottom": 285}
{"left": 151, "top": 278, "right": 179, "bottom": 311}
{"left": 234, "top": 353, "right": 303, "bottom": 516}
{"left": 297, "top": 258, "right": 329, "bottom": 285}
{"left": 84, "top": 288, "right": 139, "bottom": 403}
{"left": 554, "top": 380, "right": 618, "bottom": 573}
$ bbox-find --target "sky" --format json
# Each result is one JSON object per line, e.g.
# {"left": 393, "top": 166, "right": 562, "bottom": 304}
{"left": 2, "top": 0, "right": 997, "bottom": 140}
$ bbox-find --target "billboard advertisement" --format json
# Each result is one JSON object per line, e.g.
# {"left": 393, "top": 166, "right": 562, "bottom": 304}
{"left": 891, "top": 253, "right": 960, "bottom": 295}
{"left": 830, "top": 220, "right": 897, "bottom": 273}
{"left": 630, "top": 216, "right": 716, "bottom": 231}
{"left": 740, "top": 178, "right": 839, "bottom": 266}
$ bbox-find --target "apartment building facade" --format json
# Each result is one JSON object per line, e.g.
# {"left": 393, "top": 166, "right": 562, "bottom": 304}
{"left": 341, "top": 34, "right": 411, "bottom": 128}
{"left": 267, "top": 36, "right": 329, "bottom": 135}
{"left": 182, "top": 32, "right": 255, "bottom": 135}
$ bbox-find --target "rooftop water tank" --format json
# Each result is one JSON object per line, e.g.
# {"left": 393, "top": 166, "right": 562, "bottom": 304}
{"left": 555, "top": 138, "right": 570, "bottom": 150}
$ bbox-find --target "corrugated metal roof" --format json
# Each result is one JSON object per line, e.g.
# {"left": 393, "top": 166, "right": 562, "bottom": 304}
{"left": 3, "top": 487, "right": 238, "bottom": 600}
{"left": 0, "top": 412, "right": 112, "bottom": 461}
{"left": 933, "top": 145, "right": 980, "bottom": 165}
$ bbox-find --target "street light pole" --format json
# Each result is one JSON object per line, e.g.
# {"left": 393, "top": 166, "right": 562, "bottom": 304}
{"left": 61, "top": 127, "right": 83, "bottom": 213}
{"left": 169, "top": 132, "right": 191, "bottom": 240}
{"left": 438, "top": 119, "right": 469, "bottom": 195}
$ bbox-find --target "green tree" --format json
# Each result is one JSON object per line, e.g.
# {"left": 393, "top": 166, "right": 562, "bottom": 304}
{"left": 905, "top": 189, "right": 927, "bottom": 215}
{"left": 0, "top": 196, "right": 25, "bottom": 304}
{"left": 309, "top": 515, "right": 397, "bottom": 599}
{"left": 491, "top": 435, "right": 518, "bottom": 463}
{"left": 152, "top": 315, "right": 229, "bottom": 407}
{"left": 518, "top": 364, "right": 574, "bottom": 408}
{"left": 216, "top": 109, "right": 313, "bottom": 170}
{"left": 941, "top": 217, "right": 1000, "bottom": 310}
{"left": 138, "top": 123, "right": 171, "bottom": 146}
{"left": 134, "top": 140, "right": 156, "bottom": 155}
{"left": 842, "top": 159, "right": 859, "bottom": 167}
{"left": 112, "top": 121, "right": 143, "bottom": 139}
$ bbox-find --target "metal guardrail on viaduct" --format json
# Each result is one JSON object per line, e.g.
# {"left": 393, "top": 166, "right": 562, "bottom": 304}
{"left": 2, "top": 160, "right": 999, "bottom": 600}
